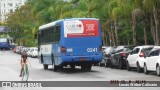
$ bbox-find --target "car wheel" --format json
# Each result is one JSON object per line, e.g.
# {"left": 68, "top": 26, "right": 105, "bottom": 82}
{"left": 99, "top": 63, "right": 103, "bottom": 67}
{"left": 137, "top": 62, "right": 142, "bottom": 73}
{"left": 144, "top": 64, "right": 149, "bottom": 74}
{"left": 156, "top": 65, "right": 160, "bottom": 76}
{"left": 126, "top": 61, "right": 131, "bottom": 71}
{"left": 105, "top": 61, "right": 109, "bottom": 67}
{"left": 119, "top": 60, "right": 123, "bottom": 70}
{"left": 110, "top": 61, "right": 113, "bottom": 68}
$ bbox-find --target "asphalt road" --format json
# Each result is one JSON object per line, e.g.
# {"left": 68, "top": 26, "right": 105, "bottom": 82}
{"left": 0, "top": 50, "right": 160, "bottom": 90}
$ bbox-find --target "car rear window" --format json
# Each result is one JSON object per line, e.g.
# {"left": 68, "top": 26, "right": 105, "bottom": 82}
{"left": 141, "top": 47, "right": 153, "bottom": 56}
{"left": 132, "top": 48, "right": 140, "bottom": 54}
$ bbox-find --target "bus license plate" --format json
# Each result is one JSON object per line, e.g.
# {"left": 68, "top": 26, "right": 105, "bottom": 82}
{"left": 80, "top": 58, "right": 86, "bottom": 61}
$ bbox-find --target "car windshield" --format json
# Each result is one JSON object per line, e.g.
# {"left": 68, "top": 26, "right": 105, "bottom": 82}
{"left": 124, "top": 47, "right": 134, "bottom": 52}
{"left": 104, "top": 47, "right": 115, "bottom": 54}
{"left": 115, "top": 46, "right": 124, "bottom": 52}
{"left": 102, "top": 47, "right": 107, "bottom": 51}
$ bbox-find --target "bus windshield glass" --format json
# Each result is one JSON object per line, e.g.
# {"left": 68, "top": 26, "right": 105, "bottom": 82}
{"left": 0, "top": 38, "right": 7, "bottom": 42}
{"left": 64, "top": 20, "right": 99, "bottom": 38}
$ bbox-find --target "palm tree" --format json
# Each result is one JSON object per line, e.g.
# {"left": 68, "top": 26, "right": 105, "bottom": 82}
{"left": 143, "top": 0, "right": 160, "bottom": 45}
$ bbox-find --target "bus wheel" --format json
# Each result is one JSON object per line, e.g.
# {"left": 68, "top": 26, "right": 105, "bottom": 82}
{"left": 52, "top": 54, "right": 58, "bottom": 72}
{"left": 41, "top": 55, "right": 44, "bottom": 63}
{"left": 71, "top": 65, "right": 75, "bottom": 69}
{"left": 43, "top": 64, "right": 48, "bottom": 70}
{"left": 86, "top": 64, "right": 92, "bottom": 71}
{"left": 81, "top": 65, "right": 86, "bottom": 71}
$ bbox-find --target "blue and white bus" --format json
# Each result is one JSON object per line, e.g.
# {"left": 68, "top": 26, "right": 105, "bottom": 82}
{"left": 0, "top": 38, "right": 15, "bottom": 50}
{"left": 38, "top": 18, "right": 102, "bottom": 71}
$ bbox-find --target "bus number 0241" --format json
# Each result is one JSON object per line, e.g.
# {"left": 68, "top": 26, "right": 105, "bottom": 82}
{"left": 87, "top": 48, "right": 98, "bottom": 52}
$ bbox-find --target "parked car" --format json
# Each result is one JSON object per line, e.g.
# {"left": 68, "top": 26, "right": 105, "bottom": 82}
{"left": 144, "top": 46, "right": 160, "bottom": 76}
{"left": 13, "top": 46, "right": 17, "bottom": 53}
{"left": 99, "top": 46, "right": 116, "bottom": 67}
{"left": 110, "top": 45, "right": 135, "bottom": 69}
{"left": 102, "top": 46, "right": 108, "bottom": 52}
{"left": 16, "top": 46, "right": 24, "bottom": 54}
{"left": 126, "top": 46, "right": 153, "bottom": 72}
{"left": 30, "top": 47, "right": 38, "bottom": 58}
{"left": 27, "top": 47, "right": 32, "bottom": 56}
{"left": 20, "top": 47, "right": 27, "bottom": 55}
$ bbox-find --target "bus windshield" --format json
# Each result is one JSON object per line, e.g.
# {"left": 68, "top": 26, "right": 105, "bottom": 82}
{"left": 63, "top": 20, "right": 99, "bottom": 38}
{"left": 0, "top": 38, "right": 7, "bottom": 42}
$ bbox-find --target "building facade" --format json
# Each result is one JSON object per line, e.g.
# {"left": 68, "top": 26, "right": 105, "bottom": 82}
{"left": 0, "top": 0, "right": 27, "bottom": 22}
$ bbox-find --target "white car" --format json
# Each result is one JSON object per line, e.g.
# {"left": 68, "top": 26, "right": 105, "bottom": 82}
{"left": 144, "top": 46, "right": 160, "bottom": 76}
{"left": 126, "top": 46, "right": 153, "bottom": 72}
{"left": 102, "top": 46, "right": 108, "bottom": 53}
{"left": 27, "top": 48, "right": 32, "bottom": 56}
{"left": 27, "top": 47, "right": 35, "bottom": 57}
{"left": 30, "top": 47, "right": 38, "bottom": 58}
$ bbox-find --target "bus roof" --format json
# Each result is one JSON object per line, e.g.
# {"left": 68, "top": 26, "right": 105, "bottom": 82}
{"left": 39, "top": 18, "right": 99, "bottom": 30}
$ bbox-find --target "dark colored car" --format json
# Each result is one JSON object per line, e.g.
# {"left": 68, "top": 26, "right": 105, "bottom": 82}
{"left": 110, "top": 45, "right": 135, "bottom": 69}
{"left": 99, "top": 46, "right": 116, "bottom": 67}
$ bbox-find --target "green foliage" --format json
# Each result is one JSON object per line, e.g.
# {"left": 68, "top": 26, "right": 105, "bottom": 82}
{"left": 4, "top": 0, "right": 160, "bottom": 46}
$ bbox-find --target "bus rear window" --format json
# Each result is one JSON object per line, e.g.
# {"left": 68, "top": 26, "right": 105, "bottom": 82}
{"left": 0, "top": 38, "right": 7, "bottom": 42}
{"left": 64, "top": 20, "right": 99, "bottom": 38}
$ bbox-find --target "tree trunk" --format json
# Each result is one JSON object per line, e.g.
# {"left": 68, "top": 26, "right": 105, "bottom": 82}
{"left": 108, "top": 31, "right": 112, "bottom": 46}
{"left": 153, "top": 6, "right": 159, "bottom": 45}
{"left": 143, "top": 18, "right": 147, "bottom": 45}
{"left": 102, "top": 24, "right": 107, "bottom": 46}
{"left": 104, "top": 24, "right": 107, "bottom": 46}
{"left": 102, "top": 29, "right": 105, "bottom": 46}
{"left": 132, "top": 14, "right": 136, "bottom": 45}
{"left": 150, "top": 15, "right": 156, "bottom": 45}
{"left": 127, "top": 34, "right": 130, "bottom": 45}
{"left": 114, "top": 20, "right": 119, "bottom": 46}
{"left": 111, "top": 24, "right": 116, "bottom": 46}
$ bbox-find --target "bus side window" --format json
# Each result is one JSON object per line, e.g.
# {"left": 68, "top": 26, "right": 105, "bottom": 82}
{"left": 7, "top": 39, "right": 9, "bottom": 43}
{"left": 38, "top": 31, "right": 41, "bottom": 45}
{"left": 55, "top": 25, "right": 60, "bottom": 42}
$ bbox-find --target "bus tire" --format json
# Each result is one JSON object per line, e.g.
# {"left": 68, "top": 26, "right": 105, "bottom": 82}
{"left": 41, "top": 55, "right": 44, "bottom": 63}
{"left": 43, "top": 64, "right": 48, "bottom": 70}
{"left": 52, "top": 54, "right": 58, "bottom": 72}
{"left": 71, "top": 65, "right": 75, "bottom": 69}
{"left": 86, "top": 64, "right": 92, "bottom": 71}
{"left": 81, "top": 65, "right": 86, "bottom": 71}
